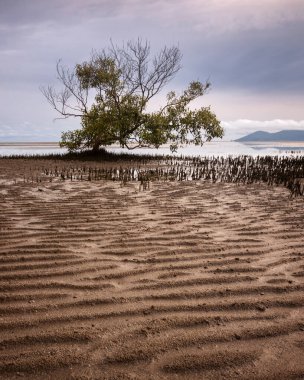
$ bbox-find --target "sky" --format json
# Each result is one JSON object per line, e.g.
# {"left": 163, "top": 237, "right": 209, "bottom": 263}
{"left": 0, "top": 0, "right": 303, "bottom": 141}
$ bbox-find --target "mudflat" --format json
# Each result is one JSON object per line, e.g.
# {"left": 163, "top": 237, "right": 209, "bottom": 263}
{"left": 0, "top": 158, "right": 303, "bottom": 380}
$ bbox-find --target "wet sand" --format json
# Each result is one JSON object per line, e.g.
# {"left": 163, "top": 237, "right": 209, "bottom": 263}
{"left": 0, "top": 158, "right": 303, "bottom": 379}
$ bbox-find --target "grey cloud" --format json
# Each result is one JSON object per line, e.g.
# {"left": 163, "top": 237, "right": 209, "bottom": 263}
{"left": 180, "top": 20, "right": 304, "bottom": 93}
{"left": 0, "top": 0, "right": 303, "bottom": 142}
{"left": 0, "top": 0, "right": 121, "bottom": 26}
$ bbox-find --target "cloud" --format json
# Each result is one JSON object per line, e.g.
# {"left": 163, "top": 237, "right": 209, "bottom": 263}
{"left": 0, "top": 0, "right": 303, "bottom": 142}
{"left": 1, "top": 0, "right": 303, "bottom": 93}
{"left": 0, "top": 120, "right": 73, "bottom": 142}
{"left": 190, "top": 0, "right": 304, "bottom": 34}
{"left": 222, "top": 119, "right": 304, "bottom": 140}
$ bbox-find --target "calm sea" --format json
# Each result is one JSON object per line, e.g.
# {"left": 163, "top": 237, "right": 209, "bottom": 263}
{"left": 0, "top": 141, "right": 304, "bottom": 157}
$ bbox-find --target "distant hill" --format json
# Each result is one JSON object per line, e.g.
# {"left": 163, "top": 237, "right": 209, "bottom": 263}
{"left": 236, "top": 130, "right": 304, "bottom": 142}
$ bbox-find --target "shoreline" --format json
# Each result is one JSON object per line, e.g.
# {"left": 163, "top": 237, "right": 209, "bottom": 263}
{"left": 1, "top": 141, "right": 304, "bottom": 159}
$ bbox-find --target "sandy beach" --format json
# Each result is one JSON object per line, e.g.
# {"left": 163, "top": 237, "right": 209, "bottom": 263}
{"left": 0, "top": 158, "right": 303, "bottom": 380}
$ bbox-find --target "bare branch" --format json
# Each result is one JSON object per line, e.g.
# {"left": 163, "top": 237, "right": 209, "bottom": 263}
{"left": 41, "top": 39, "right": 221, "bottom": 153}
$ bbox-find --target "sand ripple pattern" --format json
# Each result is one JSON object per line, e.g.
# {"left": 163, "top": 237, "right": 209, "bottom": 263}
{"left": 0, "top": 159, "right": 304, "bottom": 379}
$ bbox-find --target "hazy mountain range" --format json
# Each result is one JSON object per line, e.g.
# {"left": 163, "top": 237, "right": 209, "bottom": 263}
{"left": 236, "top": 130, "right": 304, "bottom": 142}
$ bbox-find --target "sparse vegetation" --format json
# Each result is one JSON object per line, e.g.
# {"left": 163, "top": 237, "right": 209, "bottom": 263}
{"left": 3, "top": 153, "right": 304, "bottom": 196}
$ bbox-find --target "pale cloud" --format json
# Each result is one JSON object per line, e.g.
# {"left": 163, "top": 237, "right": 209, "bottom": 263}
{"left": 0, "top": 124, "right": 16, "bottom": 137}
{"left": 0, "top": 121, "right": 71, "bottom": 142}
{"left": 191, "top": 0, "right": 304, "bottom": 33}
{"left": 222, "top": 119, "right": 304, "bottom": 140}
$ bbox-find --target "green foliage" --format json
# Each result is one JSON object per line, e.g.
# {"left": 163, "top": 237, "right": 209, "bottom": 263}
{"left": 42, "top": 40, "right": 223, "bottom": 152}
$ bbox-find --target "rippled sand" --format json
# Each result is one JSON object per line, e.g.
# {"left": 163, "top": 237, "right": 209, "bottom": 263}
{"left": 0, "top": 159, "right": 303, "bottom": 379}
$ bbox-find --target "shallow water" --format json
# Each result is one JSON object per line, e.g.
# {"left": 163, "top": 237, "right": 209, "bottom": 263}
{"left": 0, "top": 141, "right": 304, "bottom": 157}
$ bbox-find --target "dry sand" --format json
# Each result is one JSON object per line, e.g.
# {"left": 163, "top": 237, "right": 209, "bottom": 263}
{"left": 0, "top": 158, "right": 303, "bottom": 380}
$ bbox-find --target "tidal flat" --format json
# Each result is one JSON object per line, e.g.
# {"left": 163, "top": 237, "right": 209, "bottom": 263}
{"left": 0, "top": 157, "right": 303, "bottom": 379}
